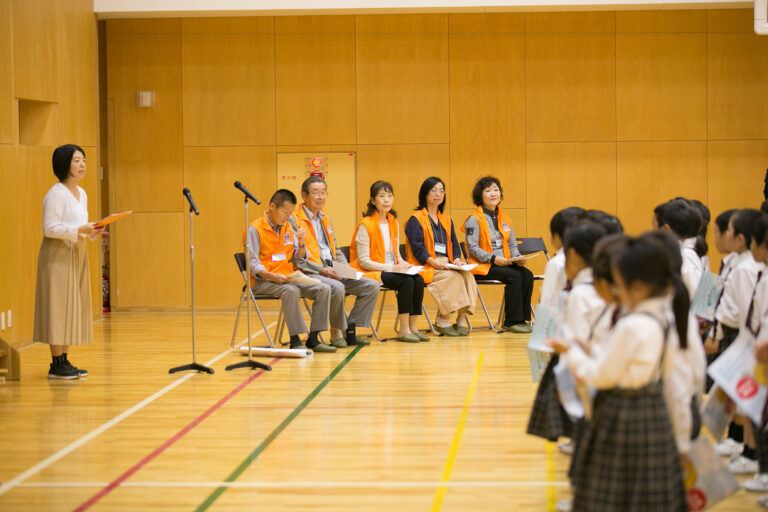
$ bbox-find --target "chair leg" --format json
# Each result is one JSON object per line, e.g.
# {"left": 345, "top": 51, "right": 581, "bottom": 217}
{"left": 422, "top": 304, "right": 438, "bottom": 334}
{"left": 474, "top": 281, "right": 497, "bottom": 331}
{"left": 276, "top": 310, "right": 287, "bottom": 346}
{"left": 375, "top": 290, "right": 387, "bottom": 332}
{"left": 247, "top": 289, "right": 274, "bottom": 348}
{"left": 497, "top": 296, "right": 505, "bottom": 329}
{"left": 230, "top": 290, "right": 247, "bottom": 349}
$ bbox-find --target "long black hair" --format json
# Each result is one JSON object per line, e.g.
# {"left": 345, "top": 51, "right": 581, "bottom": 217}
{"left": 414, "top": 176, "right": 446, "bottom": 213}
{"left": 644, "top": 230, "right": 690, "bottom": 348}
{"left": 592, "top": 233, "right": 630, "bottom": 283}
{"left": 363, "top": 181, "right": 397, "bottom": 218}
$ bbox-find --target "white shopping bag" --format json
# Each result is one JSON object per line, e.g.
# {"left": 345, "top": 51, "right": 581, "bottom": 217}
{"left": 683, "top": 437, "right": 740, "bottom": 511}
{"left": 708, "top": 330, "right": 768, "bottom": 426}
{"left": 690, "top": 272, "right": 724, "bottom": 322}
{"left": 699, "top": 383, "right": 736, "bottom": 440}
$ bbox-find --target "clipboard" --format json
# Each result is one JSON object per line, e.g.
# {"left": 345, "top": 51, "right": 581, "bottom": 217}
{"left": 94, "top": 211, "right": 133, "bottom": 228}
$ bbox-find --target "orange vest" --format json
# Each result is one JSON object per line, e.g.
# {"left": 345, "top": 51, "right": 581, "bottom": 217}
{"left": 405, "top": 208, "right": 454, "bottom": 284}
{"left": 294, "top": 205, "right": 337, "bottom": 265}
{"left": 461, "top": 206, "right": 512, "bottom": 275}
{"left": 243, "top": 213, "right": 296, "bottom": 285}
{"left": 349, "top": 211, "right": 400, "bottom": 282}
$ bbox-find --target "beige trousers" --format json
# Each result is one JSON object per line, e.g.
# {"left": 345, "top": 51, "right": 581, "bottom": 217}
{"left": 427, "top": 256, "right": 477, "bottom": 316}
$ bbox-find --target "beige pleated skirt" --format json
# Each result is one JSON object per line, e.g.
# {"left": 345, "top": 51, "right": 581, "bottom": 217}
{"left": 33, "top": 237, "right": 93, "bottom": 346}
{"left": 427, "top": 256, "right": 477, "bottom": 316}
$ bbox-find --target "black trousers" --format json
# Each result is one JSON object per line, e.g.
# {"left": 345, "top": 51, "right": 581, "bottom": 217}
{"left": 476, "top": 264, "right": 534, "bottom": 325}
{"left": 380, "top": 272, "right": 425, "bottom": 316}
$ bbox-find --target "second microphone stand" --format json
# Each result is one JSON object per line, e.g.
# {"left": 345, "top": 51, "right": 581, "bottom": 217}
{"left": 226, "top": 193, "right": 272, "bottom": 372}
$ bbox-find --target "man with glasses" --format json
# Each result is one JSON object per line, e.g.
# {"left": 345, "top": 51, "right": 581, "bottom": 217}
{"left": 292, "top": 176, "right": 379, "bottom": 348}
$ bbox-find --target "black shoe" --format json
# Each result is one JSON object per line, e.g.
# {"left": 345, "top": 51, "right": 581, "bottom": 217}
{"left": 48, "top": 359, "right": 79, "bottom": 380}
{"left": 62, "top": 354, "right": 88, "bottom": 377}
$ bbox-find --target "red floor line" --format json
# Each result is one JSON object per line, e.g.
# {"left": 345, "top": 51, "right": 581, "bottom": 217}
{"left": 72, "top": 359, "right": 281, "bottom": 512}
{"left": 221, "top": 404, "right": 520, "bottom": 411}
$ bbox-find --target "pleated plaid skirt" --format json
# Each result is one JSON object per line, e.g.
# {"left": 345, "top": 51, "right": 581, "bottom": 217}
{"left": 571, "top": 382, "right": 687, "bottom": 512}
{"left": 754, "top": 420, "right": 768, "bottom": 473}
{"left": 526, "top": 355, "right": 574, "bottom": 441}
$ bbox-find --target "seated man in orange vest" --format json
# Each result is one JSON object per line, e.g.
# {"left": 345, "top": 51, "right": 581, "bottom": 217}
{"left": 292, "top": 176, "right": 380, "bottom": 348}
{"left": 245, "top": 189, "right": 336, "bottom": 353}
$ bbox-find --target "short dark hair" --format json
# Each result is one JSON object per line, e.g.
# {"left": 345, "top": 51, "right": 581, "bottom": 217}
{"left": 300, "top": 176, "right": 326, "bottom": 196}
{"left": 270, "top": 189, "right": 297, "bottom": 208}
{"left": 592, "top": 233, "right": 630, "bottom": 283}
{"left": 761, "top": 200, "right": 768, "bottom": 215}
{"left": 363, "top": 181, "right": 397, "bottom": 218}
{"left": 753, "top": 213, "right": 768, "bottom": 249}
{"left": 715, "top": 209, "right": 738, "bottom": 233}
{"left": 653, "top": 199, "right": 701, "bottom": 239}
{"left": 471, "top": 176, "right": 503, "bottom": 207}
{"left": 577, "top": 209, "right": 623, "bottom": 235}
{"left": 732, "top": 208, "right": 764, "bottom": 249}
{"left": 52, "top": 144, "right": 85, "bottom": 181}
{"left": 549, "top": 207, "right": 585, "bottom": 238}
{"left": 415, "top": 176, "right": 446, "bottom": 213}
{"left": 563, "top": 220, "right": 607, "bottom": 266}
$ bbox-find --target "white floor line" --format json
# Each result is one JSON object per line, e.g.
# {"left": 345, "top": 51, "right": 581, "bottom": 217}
{"left": 0, "top": 322, "right": 277, "bottom": 498}
{"left": 17, "top": 480, "right": 569, "bottom": 489}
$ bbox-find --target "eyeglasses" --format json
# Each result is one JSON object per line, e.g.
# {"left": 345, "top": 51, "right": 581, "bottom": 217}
{"left": 309, "top": 191, "right": 328, "bottom": 198}
{"left": 430, "top": 187, "right": 445, "bottom": 195}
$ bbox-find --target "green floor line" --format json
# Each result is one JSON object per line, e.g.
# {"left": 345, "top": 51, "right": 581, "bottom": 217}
{"left": 195, "top": 344, "right": 364, "bottom": 511}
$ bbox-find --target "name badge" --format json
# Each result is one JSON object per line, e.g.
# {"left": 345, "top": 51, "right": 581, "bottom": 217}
{"left": 271, "top": 253, "right": 287, "bottom": 262}
{"left": 435, "top": 243, "right": 447, "bottom": 254}
{"left": 493, "top": 239, "right": 503, "bottom": 248}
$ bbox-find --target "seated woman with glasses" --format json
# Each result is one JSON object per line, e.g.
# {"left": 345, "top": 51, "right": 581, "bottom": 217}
{"left": 462, "top": 176, "right": 534, "bottom": 333}
{"left": 404, "top": 177, "right": 477, "bottom": 337}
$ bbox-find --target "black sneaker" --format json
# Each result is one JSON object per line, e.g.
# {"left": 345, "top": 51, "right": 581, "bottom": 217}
{"left": 62, "top": 355, "right": 88, "bottom": 377}
{"left": 48, "top": 361, "right": 79, "bottom": 380}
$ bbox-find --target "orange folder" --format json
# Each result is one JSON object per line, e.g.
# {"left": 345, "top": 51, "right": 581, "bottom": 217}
{"left": 94, "top": 211, "right": 132, "bottom": 228}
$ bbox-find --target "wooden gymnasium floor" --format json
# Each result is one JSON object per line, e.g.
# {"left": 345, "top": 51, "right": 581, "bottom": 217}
{"left": 0, "top": 307, "right": 760, "bottom": 511}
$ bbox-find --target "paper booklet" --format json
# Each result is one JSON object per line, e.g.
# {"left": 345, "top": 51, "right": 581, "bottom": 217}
{"left": 690, "top": 272, "right": 724, "bottom": 322}
{"left": 509, "top": 253, "right": 541, "bottom": 263}
{"left": 331, "top": 261, "right": 365, "bottom": 280}
{"left": 405, "top": 266, "right": 424, "bottom": 275}
{"left": 94, "top": 211, "right": 132, "bottom": 228}
{"left": 287, "top": 270, "right": 320, "bottom": 285}
{"left": 444, "top": 263, "right": 478, "bottom": 272}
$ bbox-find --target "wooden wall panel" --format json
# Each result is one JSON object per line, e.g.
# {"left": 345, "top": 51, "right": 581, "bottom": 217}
{"left": 182, "top": 147, "right": 275, "bottom": 307}
{"left": 356, "top": 144, "right": 450, "bottom": 234}
{"left": 275, "top": 15, "right": 354, "bottom": 34}
{"left": 526, "top": 34, "right": 615, "bottom": 142}
{"left": 182, "top": 33, "right": 276, "bottom": 147}
{"left": 525, "top": 11, "right": 615, "bottom": 33}
{"left": 616, "top": 10, "right": 705, "bottom": 32}
{"left": 356, "top": 14, "right": 447, "bottom": 33}
{"left": 0, "top": 146, "right": 16, "bottom": 339}
{"left": 106, "top": 18, "right": 180, "bottom": 34}
{"left": 57, "top": 0, "right": 99, "bottom": 147}
{"left": 708, "top": 33, "right": 768, "bottom": 140}
{"left": 107, "top": 33, "right": 182, "bottom": 212}
{"left": 182, "top": 16, "right": 273, "bottom": 34}
{"left": 82, "top": 146, "right": 103, "bottom": 317}
{"left": 357, "top": 34, "right": 449, "bottom": 144}
{"left": 708, "top": 140, "right": 768, "bottom": 213}
{"left": 449, "top": 13, "right": 524, "bottom": 33}
{"left": 707, "top": 8, "right": 753, "bottom": 32}
{"left": 113, "top": 212, "right": 185, "bottom": 308}
{"left": 12, "top": 0, "right": 58, "bottom": 102}
{"left": 616, "top": 33, "right": 706, "bottom": 141}
{"left": 617, "top": 141, "right": 708, "bottom": 235}
{"left": 275, "top": 34, "right": 356, "bottom": 145}
{"left": 0, "top": 0, "right": 12, "bottom": 144}
{"left": 526, "top": 143, "right": 617, "bottom": 246}
{"left": 450, "top": 34, "right": 525, "bottom": 210}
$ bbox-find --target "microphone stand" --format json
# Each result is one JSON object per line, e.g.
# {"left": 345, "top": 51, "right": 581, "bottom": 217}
{"left": 226, "top": 190, "right": 271, "bottom": 372}
{"left": 169, "top": 199, "right": 214, "bottom": 375}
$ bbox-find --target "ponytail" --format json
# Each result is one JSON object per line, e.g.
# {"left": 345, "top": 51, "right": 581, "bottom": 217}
{"left": 670, "top": 275, "right": 689, "bottom": 349}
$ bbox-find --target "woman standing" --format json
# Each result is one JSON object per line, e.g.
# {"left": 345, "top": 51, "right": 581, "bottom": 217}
{"left": 349, "top": 181, "right": 429, "bottom": 343}
{"left": 34, "top": 144, "right": 103, "bottom": 379}
{"left": 404, "top": 177, "right": 477, "bottom": 337}
{"left": 462, "top": 176, "right": 534, "bottom": 333}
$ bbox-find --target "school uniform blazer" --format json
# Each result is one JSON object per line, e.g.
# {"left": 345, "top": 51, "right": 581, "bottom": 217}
{"left": 565, "top": 296, "right": 693, "bottom": 453}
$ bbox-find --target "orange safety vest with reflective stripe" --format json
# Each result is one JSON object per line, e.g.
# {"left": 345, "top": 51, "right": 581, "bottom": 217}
{"left": 243, "top": 213, "right": 295, "bottom": 285}
{"left": 294, "top": 204, "right": 337, "bottom": 265}
{"left": 461, "top": 206, "right": 512, "bottom": 276}
{"left": 405, "top": 208, "right": 454, "bottom": 284}
{"left": 349, "top": 211, "right": 400, "bottom": 282}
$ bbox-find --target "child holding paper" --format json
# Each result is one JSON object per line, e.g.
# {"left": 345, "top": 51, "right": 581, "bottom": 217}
{"left": 539, "top": 207, "right": 585, "bottom": 307}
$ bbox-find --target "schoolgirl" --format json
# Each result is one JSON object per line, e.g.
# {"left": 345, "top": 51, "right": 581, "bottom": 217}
{"left": 539, "top": 207, "right": 585, "bottom": 307}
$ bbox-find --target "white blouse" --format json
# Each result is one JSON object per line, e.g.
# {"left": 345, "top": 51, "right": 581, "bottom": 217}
{"left": 564, "top": 267, "right": 606, "bottom": 342}
{"left": 42, "top": 182, "right": 88, "bottom": 243}
{"left": 539, "top": 249, "right": 566, "bottom": 307}
{"left": 681, "top": 238, "right": 704, "bottom": 300}
{"left": 715, "top": 250, "right": 761, "bottom": 336}
{"left": 379, "top": 223, "right": 395, "bottom": 265}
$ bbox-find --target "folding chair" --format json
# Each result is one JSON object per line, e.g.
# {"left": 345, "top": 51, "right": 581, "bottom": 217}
{"left": 517, "top": 237, "right": 550, "bottom": 319}
{"left": 230, "top": 253, "right": 320, "bottom": 349}
{"left": 460, "top": 241, "right": 503, "bottom": 332}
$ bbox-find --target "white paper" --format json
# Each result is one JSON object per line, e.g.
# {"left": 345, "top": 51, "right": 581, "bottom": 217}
{"left": 526, "top": 347, "right": 550, "bottom": 383}
{"left": 444, "top": 263, "right": 478, "bottom": 272}
{"left": 684, "top": 437, "right": 740, "bottom": 511}
{"left": 286, "top": 270, "right": 320, "bottom": 285}
{"left": 707, "top": 330, "right": 767, "bottom": 427}
{"left": 405, "top": 265, "right": 423, "bottom": 275}
{"left": 331, "top": 260, "right": 363, "bottom": 280}
{"left": 527, "top": 304, "right": 558, "bottom": 353}
{"left": 509, "top": 253, "right": 541, "bottom": 263}
{"left": 700, "top": 384, "right": 736, "bottom": 440}
{"left": 554, "top": 359, "right": 585, "bottom": 419}
{"left": 690, "top": 272, "right": 724, "bottom": 322}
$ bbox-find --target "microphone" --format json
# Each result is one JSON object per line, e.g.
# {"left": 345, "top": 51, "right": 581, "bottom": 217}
{"left": 182, "top": 188, "right": 199, "bottom": 215}
{"left": 234, "top": 181, "right": 261, "bottom": 204}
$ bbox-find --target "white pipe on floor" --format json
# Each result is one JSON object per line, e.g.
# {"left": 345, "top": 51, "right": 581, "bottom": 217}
{"left": 757, "top": 0, "right": 768, "bottom": 35}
